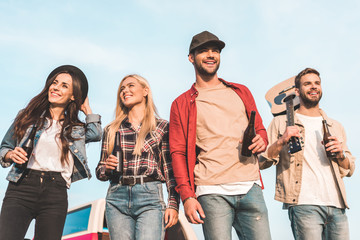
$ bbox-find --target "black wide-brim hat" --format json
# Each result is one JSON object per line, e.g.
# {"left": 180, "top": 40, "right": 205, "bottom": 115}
{"left": 46, "top": 65, "right": 88, "bottom": 104}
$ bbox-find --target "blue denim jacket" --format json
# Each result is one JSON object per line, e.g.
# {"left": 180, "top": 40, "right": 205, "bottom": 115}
{"left": 0, "top": 114, "right": 102, "bottom": 183}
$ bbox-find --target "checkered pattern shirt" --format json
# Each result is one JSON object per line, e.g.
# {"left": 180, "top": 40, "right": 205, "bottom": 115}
{"left": 96, "top": 118, "right": 179, "bottom": 210}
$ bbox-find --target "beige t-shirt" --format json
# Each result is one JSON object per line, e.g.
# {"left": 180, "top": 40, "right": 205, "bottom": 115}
{"left": 194, "top": 83, "right": 260, "bottom": 186}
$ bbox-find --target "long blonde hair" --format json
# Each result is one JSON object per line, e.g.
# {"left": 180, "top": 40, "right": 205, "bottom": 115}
{"left": 106, "top": 74, "right": 158, "bottom": 156}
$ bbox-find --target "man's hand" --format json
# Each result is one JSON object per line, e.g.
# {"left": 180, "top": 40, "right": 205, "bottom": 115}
{"left": 248, "top": 134, "right": 266, "bottom": 154}
{"left": 324, "top": 136, "right": 350, "bottom": 169}
{"left": 164, "top": 208, "right": 179, "bottom": 229}
{"left": 267, "top": 126, "right": 300, "bottom": 159}
{"left": 279, "top": 126, "right": 301, "bottom": 146}
{"left": 183, "top": 198, "right": 205, "bottom": 224}
{"left": 324, "top": 136, "right": 343, "bottom": 154}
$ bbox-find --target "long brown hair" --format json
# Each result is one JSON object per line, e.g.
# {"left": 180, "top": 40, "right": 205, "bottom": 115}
{"left": 106, "top": 74, "right": 158, "bottom": 156}
{"left": 13, "top": 65, "right": 88, "bottom": 164}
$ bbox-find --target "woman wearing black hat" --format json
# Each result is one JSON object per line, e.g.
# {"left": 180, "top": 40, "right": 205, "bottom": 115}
{"left": 0, "top": 65, "right": 102, "bottom": 240}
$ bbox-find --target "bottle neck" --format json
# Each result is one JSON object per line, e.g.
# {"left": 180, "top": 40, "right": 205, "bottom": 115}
{"left": 322, "top": 120, "right": 331, "bottom": 135}
{"left": 113, "top": 132, "right": 121, "bottom": 153}
{"left": 28, "top": 126, "right": 38, "bottom": 139}
{"left": 248, "top": 111, "right": 256, "bottom": 126}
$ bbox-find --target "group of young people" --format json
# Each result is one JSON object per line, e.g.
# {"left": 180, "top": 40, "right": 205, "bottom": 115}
{"left": 0, "top": 30, "right": 355, "bottom": 240}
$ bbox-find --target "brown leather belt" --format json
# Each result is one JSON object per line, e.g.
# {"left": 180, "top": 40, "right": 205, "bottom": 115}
{"left": 120, "top": 176, "right": 155, "bottom": 186}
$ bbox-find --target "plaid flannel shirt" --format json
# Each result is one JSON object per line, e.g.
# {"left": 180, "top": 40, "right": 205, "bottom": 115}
{"left": 96, "top": 118, "right": 179, "bottom": 210}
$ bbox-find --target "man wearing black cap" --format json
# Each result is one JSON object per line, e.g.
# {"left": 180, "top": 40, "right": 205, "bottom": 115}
{"left": 169, "top": 31, "right": 272, "bottom": 239}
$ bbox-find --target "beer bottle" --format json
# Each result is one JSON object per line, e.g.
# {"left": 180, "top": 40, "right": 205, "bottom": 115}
{"left": 322, "top": 120, "right": 336, "bottom": 158}
{"left": 112, "top": 131, "right": 123, "bottom": 175}
{"left": 241, "top": 111, "right": 256, "bottom": 157}
{"left": 15, "top": 125, "right": 37, "bottom": 169}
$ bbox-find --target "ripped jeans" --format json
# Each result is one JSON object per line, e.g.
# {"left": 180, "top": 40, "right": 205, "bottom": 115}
{"left": 197, "top": 184, "right": 271, "bottom": 240}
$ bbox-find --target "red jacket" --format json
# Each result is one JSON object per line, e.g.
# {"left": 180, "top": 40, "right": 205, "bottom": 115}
{"left": 169, "top": 79, "right": 268, "bottom": 201}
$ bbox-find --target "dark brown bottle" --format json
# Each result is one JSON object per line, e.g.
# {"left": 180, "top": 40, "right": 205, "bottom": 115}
{"left": 112, "top": 131, "right": 123, "bottom": 175}
{"left": 15, "top": 125, "right": 37, "bottom": 169}
{"left": 322, "top": 120, "right": 336, "bottom": 158}
{"left": 241, "top": 111, "right": 256, "bottom": 157}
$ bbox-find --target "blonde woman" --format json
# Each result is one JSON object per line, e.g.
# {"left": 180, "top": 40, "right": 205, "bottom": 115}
{"left": 96, "top": 74, "right": 179, "bottom": 240}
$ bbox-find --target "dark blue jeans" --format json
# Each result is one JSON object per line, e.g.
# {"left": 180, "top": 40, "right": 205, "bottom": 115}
{"left": 0, "top": 169, "right": 68, "bottom": 240}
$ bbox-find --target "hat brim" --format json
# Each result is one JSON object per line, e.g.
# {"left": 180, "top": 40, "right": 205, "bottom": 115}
{"left": 189, "top": 40, "right": 225, "bottom": 54}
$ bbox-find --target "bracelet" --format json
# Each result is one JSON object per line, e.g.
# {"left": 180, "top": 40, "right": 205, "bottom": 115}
{"left": 183, "top": 197, "right": 196, "bottom": 204}
{"left": 339, "top": 151, "right": 347, "bottom": 160}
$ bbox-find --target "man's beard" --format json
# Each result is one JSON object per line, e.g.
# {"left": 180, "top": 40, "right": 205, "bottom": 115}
{"left": 194, "top": 59, "right": 220, "bottom": 77}
{"left": 299, "top": 90, "right": 322, "bottom": 108}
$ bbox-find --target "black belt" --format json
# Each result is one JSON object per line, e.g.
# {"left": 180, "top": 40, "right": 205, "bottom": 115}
{"left": 24, "top": 169, "right": 62, "bottom": 178}
{"left": 120, "top": 176, "right": 155, "bottom": 186}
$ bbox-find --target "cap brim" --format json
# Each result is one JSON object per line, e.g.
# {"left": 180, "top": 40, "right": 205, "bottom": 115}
{"left": 190, "top": 40, "right": 225, "bottom": 54}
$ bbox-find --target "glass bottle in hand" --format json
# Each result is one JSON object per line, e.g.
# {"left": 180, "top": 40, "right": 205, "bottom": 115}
{"left": 15, "top": 125, "right": 37, "bottom": 169}
{"left": 112, "top": 131, "right": 123, "bottom": 175}
{"left": 322, "top": 120, "right": 336, "bottom": 158}
{"left": 241, "top": 111, "right": 256, "bottom": 157}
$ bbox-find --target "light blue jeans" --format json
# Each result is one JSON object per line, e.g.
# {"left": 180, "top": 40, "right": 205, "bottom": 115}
{"left": 197, "top": 184, "right": 271, "bottom": 240}
{"left": 105, "top": 181, "right": 166, "bottom": 240}
{"left": 288, "top": 205, "right": 349, "bottom": 240}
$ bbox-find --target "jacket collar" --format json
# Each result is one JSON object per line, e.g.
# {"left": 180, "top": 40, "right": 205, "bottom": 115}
{"left": 189, "top": 83, "right": 198, "bottom": 99}
{"left": 319, "top": 108, "right": 334, "bottom": 126}
{"left": 219, "top": 78, "right": 237, "bottom": 88}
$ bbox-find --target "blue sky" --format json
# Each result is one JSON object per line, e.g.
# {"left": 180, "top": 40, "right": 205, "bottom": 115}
{"left": 1, "top": 1, "right": 359, "bottom": 239}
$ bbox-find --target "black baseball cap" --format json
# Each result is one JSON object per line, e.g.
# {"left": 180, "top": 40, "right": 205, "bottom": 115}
{"left": 189, "top": 31, "right": 225, "bottom": 54}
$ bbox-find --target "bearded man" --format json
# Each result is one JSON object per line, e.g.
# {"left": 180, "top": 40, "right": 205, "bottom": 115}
{"left": 169, "top": 31, "right": 271, "bottom": 240}
{"left": 260, "top": 68, "right": 355, "bottom": 240}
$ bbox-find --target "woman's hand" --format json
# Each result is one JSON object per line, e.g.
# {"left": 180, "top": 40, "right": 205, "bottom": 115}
{"left": 80, "top": 97, "right": 92, "bottom": 115}
{"left": 105, "top": 154, "right": 119, "bottom": 170}
{"left": 164, "top": 208, "right": 179, "bottom": 229}
{"left": 5, "top": 147, "right": 28, "bottom": 164}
